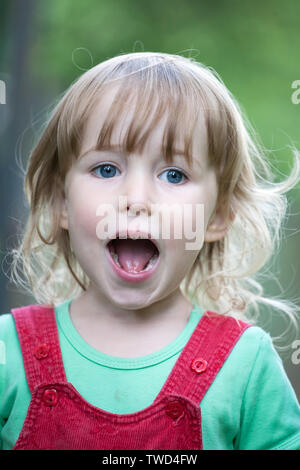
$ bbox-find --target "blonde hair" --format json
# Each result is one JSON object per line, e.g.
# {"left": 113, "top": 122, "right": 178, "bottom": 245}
{"left": 9, "top": 51, "right": 300, "bottom": 345}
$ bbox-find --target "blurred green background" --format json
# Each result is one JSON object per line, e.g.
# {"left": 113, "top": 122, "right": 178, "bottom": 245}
{"left": 0, "top": 0, "right": 299, "bottom": 399}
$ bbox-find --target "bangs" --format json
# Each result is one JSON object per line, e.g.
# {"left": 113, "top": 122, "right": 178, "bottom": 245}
{"left": 90, "top": 75, "right": 199, "bottom": 167}
{"left": 58, "top": 53, "right": 236, "bottom": 179}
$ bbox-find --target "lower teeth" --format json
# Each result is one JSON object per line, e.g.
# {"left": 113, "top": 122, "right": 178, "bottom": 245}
{"left": 142, "top": 253, "right": 158, "bottom": 272}
{"left": 111, "top": 252, "right": 158, "bottom": 273}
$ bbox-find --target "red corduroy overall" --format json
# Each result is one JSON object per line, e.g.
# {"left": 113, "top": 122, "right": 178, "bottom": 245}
{"left": 11, "top": 305, "right": 251, "bottom": 450}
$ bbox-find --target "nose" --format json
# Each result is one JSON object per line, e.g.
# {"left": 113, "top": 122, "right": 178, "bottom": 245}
{"left": 120, "top": 167, "right": 153, "bottom": 217}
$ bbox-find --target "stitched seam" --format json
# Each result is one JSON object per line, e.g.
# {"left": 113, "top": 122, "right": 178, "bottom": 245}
{"left": 270, "top": 431, "right": 300, "bottom": 450}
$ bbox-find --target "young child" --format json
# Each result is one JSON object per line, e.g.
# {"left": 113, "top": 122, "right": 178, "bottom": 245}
{"left": 1, "top": 52, "right": 300, "bottom": 450}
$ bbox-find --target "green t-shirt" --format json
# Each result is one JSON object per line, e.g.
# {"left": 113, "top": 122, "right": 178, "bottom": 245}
{"left": 1, "top": 298, "right": 300, "bottom": 450}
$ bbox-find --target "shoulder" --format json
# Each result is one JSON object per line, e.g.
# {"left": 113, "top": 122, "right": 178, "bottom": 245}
{"left": 237, "top": 324, "right": 297, "bottom": 397}
{"left": 0, "top": 315, "right": 12, "bottom": 366}
{"left": 0, "top": 313, "right": 24, "bottom": 369}
{"left": 0, "top": 313, "right": 27, "bottom": 376}
{"left": 238, "top": 323, "right": 273, "bottom": 353}
{"left": 0, "top": 313, "right": 25, "bottom": 399}
{"left": 219, "top": 321, "right": 300, "bottom": 450}
{"left": 0, "top": 313, "right": 18, "bottom": 342}
{"left": 230, "top": 319, "right": 273, "bottom": 354}
{"left": 237, "top": 323, "right": 287, "bottom": 372}
{"left": 231, "top": 323, "right": 287, "bottom": 380}
{"left": 218, "top": 322, "right": 283, "bottom": 393}
{"left": 234, "top": 325, "right": 300, "bottom": 449}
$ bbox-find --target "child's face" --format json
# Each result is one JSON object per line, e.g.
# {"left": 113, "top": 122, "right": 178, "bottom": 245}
{"left": 59, "top": 86, "right": 227, "bottom": 310}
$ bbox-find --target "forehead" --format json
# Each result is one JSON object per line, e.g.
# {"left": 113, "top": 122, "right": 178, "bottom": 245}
{"left": 79, "top": 83, "right": 209, "bottom": 169}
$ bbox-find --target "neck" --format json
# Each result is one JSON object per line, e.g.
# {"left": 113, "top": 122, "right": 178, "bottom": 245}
{"left": 68, "top": 286, "right": 194, "bottom": 357}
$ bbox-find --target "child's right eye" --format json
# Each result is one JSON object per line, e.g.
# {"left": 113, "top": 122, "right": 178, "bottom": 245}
{"left": 92, "top": 164, "right": 120, "bottom": 178}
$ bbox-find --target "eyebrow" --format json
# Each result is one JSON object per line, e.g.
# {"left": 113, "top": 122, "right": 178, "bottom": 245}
{"left": 79, "top": 144, "right": 189, "bottom": 160}
{"left": 78, "top": 144, "right": 206, "bottom": 172}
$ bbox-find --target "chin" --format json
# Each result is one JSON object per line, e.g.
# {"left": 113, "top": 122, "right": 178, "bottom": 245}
{"left": 106, "top": 289, "right": 158, "bottom": 311}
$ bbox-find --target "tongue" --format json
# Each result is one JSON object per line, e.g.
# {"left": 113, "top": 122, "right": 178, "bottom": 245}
{"left": 114, "top": 239, "right": 157, "bottom": 273}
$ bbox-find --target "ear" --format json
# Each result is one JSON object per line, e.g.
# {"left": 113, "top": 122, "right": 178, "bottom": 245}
{"left": 204, "top": 208, "right": 235, "bottom": 243}
{"left": 58, "top": 187, "right": 69, "bottom": 231}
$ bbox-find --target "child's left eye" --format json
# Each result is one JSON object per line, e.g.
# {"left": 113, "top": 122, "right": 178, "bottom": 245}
{"left": 159, "top": 168, "right": 187, "bottom": 185}
{"left": 91, "top": 164, "right": 187, "bottom": 185}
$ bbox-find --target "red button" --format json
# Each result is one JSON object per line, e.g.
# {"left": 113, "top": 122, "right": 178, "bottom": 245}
{"left": 191, "top": 358, "right": 207, "bottom": 374}
{"left": 34, "top": 344, "right": 50, "bottom": 360}
{"left": 165, "top": 400, "right": 184, "bottom": 419}
{"left": 42, "top": 389, "right": 59, "bottom": 407}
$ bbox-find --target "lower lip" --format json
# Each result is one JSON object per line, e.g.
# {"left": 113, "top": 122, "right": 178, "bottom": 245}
{"left": 105, "top": 245, "right": 160, "bottom": 283}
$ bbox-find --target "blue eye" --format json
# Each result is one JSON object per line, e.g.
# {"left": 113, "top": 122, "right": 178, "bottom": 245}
{"left": 92, "top": 164, "right": 120, "bottom": 178}
{"left": 92, "top": 164, "right": 187, "bottom": 185}
{"left": 159, "top": 168, "right": 187, "bottom": 185}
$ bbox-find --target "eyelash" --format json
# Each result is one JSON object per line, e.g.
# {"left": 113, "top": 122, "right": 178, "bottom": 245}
{"left": 91, "top": 163, "right": 188, "bottom": 185}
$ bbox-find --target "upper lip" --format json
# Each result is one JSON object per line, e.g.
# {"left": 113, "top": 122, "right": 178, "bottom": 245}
{"left": 106, "top": 230, "right": 160, "bottom": 253}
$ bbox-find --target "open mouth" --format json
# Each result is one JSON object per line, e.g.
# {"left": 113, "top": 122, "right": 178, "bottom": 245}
{"left": 107, "top": 237, "right": 160, "bottom": 274}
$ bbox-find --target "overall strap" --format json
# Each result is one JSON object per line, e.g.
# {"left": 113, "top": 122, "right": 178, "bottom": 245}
{"left": 159, "top": 311, "right": 251, "bottom": 404}
{"left": 11, "top": 305, "right": 67, "bottom": 393}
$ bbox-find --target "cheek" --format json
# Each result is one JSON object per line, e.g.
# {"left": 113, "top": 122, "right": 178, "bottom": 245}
{"left": 67, "top": 187, "right": 101, "bottom": 240}
{"left": 157, "top": 205, "right": 203, "bottom": 266}
{"left": 164, "top": 200, "right": 207, "bottom": 249}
